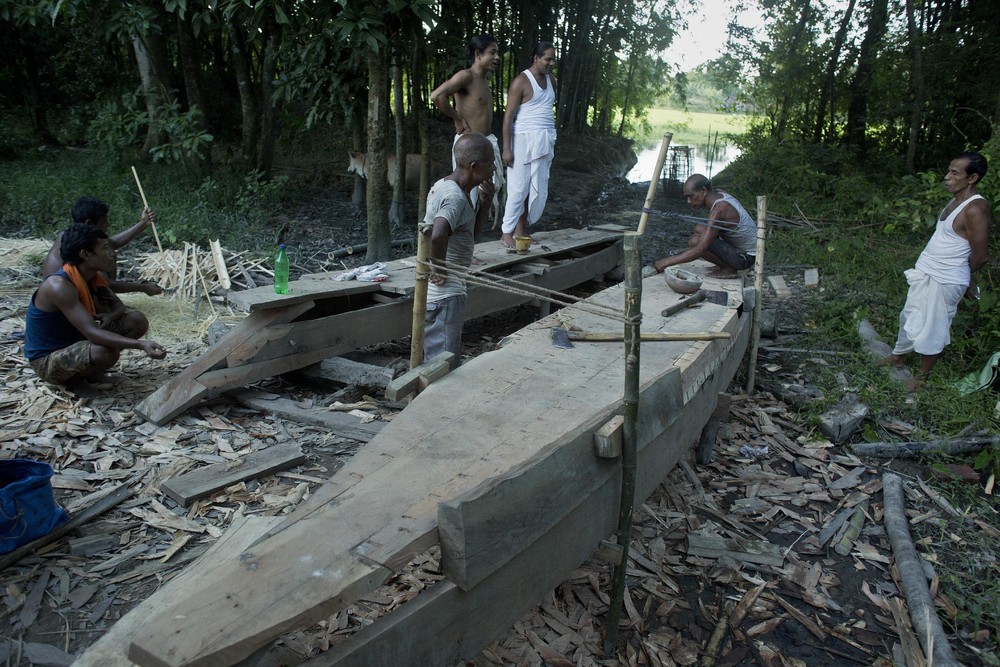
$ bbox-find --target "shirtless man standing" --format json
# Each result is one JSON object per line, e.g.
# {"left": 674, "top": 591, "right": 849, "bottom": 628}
{"left": 430, "top": 35, "right": 505, "bottom": 227}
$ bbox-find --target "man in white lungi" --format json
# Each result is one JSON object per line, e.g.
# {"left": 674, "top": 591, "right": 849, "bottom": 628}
{"left": 500, "top": 42, "right": 557, "bottom": 250}
{"left": 884, "top": 151, "right": 992, "bottom": 391}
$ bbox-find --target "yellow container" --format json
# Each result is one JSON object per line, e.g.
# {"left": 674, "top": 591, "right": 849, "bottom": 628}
{"left": 514, "top": 236, "right": 531, "bottom": 254}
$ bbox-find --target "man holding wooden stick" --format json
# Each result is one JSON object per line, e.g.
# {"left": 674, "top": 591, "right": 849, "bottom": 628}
{"left": 42, "top": 196, "right": 164, "bottom": 295}
{"left": 25, "top": 223, "right": 167, "bottom": 390}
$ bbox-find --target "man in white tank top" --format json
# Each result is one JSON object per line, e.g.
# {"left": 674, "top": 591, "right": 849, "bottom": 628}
{"left": 651, "top": 174, "right": 757, "bottom": 278}
{"left": 883, "top": 152, "right": 993, "bottom": 391}
{"left": 500, "top": 42, "right": 557, "bottom": 250}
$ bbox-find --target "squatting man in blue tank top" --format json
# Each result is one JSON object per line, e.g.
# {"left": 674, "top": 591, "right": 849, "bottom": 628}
{"left": 881, "top": 152, "right": 993, "bottom": 392}
{"left": 23, "top": 224, "right": 167, "bottom": 392}
{"left": 651, "top": 174, "right": 758, "bottom": 279}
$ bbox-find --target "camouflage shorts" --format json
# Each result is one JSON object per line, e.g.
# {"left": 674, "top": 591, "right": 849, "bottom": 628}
{"left": 28, "top": 311, "right": 131, "bottom": 384}
{"left": 29, "top": 339, "right": 96, "bottom": 384}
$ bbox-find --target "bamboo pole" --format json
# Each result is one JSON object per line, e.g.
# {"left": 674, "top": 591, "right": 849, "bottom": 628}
{"left": 409, "top": 222, "right": 432, "bottom": 370}
{"left": 130, "top": 166, "right": 164, "bottom": 253}
{"left": 636, "top": 133, "right": 673, "bottom": 236}
{"left": 746, "top": 196, "right": 768, "bottom": 393}
{"left": 568, "top": 331, "right": 730, "bottom": 342}
{"left": 604, "top": 232, "right": 642, "bottom": 654}
{"left": 209, "top": 240, "right": 232, "bottom": 290}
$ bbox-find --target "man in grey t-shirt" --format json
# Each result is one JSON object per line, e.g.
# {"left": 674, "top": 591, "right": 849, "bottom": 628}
{"left": 424, "top": 133, "right": 496, "bottom": 367}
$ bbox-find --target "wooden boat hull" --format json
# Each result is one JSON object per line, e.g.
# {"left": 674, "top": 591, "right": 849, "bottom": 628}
{"left": 126, "top": 263, "right": 751, "bottom": 667}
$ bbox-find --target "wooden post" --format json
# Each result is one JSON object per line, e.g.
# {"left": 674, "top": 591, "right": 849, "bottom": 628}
{"left": 636, "top": 133, "right": 672, "bottom": 236}
{"left": 410, "top": 223, "right": 432, "bottom": 370}
{"left": 746, "top": 196, "right": 767, "bottom": 393}
{"left": 604, "top": 232, "right": 642, "bottom": 654}
{"left": 130, "top": 166, "right": 164, "bottom": 253}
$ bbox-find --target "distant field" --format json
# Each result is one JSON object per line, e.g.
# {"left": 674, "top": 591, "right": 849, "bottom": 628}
{"left": 630, "top": 108, "right": 749, "bottom": 149}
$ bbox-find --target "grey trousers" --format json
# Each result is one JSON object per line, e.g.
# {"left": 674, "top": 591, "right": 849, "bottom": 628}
{"left": 424, "top": 294, "right": 467, "bottom": 369}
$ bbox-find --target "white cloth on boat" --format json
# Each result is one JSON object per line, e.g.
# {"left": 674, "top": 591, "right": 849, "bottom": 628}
{"left": 891, "top": 268, "right": 966, "bottom": 356}
{"left": 332, "top": 262, "right": 388, "bottom": 282}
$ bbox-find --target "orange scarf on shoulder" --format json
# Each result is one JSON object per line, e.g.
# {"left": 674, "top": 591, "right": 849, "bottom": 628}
{"left": 61, "top": 263, "right": 110, "bottom": 317}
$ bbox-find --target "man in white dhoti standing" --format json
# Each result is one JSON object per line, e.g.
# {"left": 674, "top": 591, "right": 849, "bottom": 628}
{"left": 883, "top": 151, "right": 992, "bottom": 391}
{"left": 500, "top": 42, "right": 557, "bottom": 250}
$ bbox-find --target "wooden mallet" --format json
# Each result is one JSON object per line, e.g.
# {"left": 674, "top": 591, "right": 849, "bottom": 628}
{"left": 130, "top": 166, "right": 164, "bottom": 253}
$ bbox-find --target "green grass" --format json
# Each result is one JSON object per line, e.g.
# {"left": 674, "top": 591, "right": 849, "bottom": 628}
{"left": 629, "top": 108, "right": 749, "bottom": 149}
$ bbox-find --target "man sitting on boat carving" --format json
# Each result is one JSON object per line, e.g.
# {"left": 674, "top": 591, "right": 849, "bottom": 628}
{"left": 424, "top": 132, "right": 496, "bottom": 368}
{"left": 24, "top": 223, "right": 167, "bottom": 391}
{"left": 881, "top": 151, "right": 992, "bottom": 392}
{"left": 651, "top": 174, "right": 757, "bottom": 279}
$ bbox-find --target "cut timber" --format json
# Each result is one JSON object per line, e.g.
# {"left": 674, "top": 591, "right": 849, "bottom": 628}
{"left": 229, "top": 390, "right": 384, "bottom": 442}
{"left": 767, "top": 275, "right": 792, "bottom": 299}
{"left": 686, "top": 533, "right": 784, "bottom": 567}
{"left": 161, "top": 443, "right": 306, "bottom": 506}
{"left": 127, "top": 261, "right": 750, "bottom": 667}
{"left": 593, "top": 415, "right": 624, "bottom": 458}
{"left": 385, "top": 352, "right": 454, "bottom": 401}
{"left": 138, "top": 229, "right": 624, "bottom": 425}
{"left": 227, "top": 279, "right": 379, "bottom": 312}
{"left": 804, "top": 267, "right": 819, "bottom": 288}
{"left": 298, "top": 356, "right": 397, "bottom": 388}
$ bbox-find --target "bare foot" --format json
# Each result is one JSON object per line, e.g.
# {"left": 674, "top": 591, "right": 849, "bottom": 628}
{"left": 471, "top": 255, "right": 487, "bottom": 266}
{"left": 706, "top": 268, "right": 739, "bottom": 279}
{"left": 904, "top": 375, "right": 923, "bottom": 392}
{"left": 500, "top": 233, "right": 516, "bottom": 249}
{"left": 877, "top": 354, "right": 907, "bottom": 369}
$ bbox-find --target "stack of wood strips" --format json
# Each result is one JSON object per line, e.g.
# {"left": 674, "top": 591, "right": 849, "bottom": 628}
{"left": 136, "top": 241, "right": 271, "bottom": 299}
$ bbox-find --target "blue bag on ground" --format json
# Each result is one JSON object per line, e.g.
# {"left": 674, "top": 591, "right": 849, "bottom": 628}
{"left": 0, "top": 459, "right": 70, "bottom": 554}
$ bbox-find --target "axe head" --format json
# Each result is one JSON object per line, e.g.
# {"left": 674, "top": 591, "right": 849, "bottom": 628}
{"left": 550, "top": 327, "right": 574, "bottom": 349}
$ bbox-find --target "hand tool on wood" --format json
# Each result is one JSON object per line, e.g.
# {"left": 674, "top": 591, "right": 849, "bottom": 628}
{"left": 660, "top": 289, "right": 728, "bottom": 318}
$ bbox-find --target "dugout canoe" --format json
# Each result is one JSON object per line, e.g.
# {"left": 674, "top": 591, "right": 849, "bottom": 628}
{"left": 119, "top": 257, "right": 752, "bottom": 667}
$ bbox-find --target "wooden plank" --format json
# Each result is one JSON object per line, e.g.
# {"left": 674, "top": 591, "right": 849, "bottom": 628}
{"left": 226, "top": 278, "right": 379, "bottom": 312}
{"left": 135, "top": 301, "right": 315, "bottom": 424}
{"left": 686, "top": 533, "right": 784, "bottom": 567}
{"left": 160, "top": 442, "right": 307, "bottom": 506}
{"left": 0, "top": 484, "right": 132, "bottom": 571}
{"left": 593, "top": 415, "right": 624, "bottom": 458}
{"left": 75, "top": 516, "right": 281, "bottom": 667}
{"left": 229, "top": 390, "right": 384, "bottom": 442}
{"left": 767, "top": 275, "right": 792, "bottom": 299}
{"left": 298, "top": 357, "right": 397, "bottom": 388}
{"left": 127, "top": 265, "right": 747, "bottom": 666}
{"left": 804, "top": 267, "right": 819, "bottom": 288}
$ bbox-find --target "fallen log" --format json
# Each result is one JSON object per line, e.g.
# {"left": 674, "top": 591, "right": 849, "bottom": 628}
{"left": 882, "top": 473, "right": 961, "bottom": 667}
{"left": 851, "top": 435, "right": 999, "bottom": 458}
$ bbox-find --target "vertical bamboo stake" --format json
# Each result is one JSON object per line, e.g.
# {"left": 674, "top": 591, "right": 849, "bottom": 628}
{"left": 409, "top": 222, "right": 432, "bottom": 370}
{"left": 130, "top": 166, "right": 164, "bottom": 253}
{"left": 604, "top": 232, "right": 642, "bottom": 655}
{"left": 636, "top": 133, "right": 673, "bottom": 236}
{"left": 746, "top": 196, "right": 768, "bottom": 393}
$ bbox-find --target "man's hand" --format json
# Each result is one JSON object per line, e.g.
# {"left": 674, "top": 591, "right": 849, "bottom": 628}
{"left": 140, "top": 208, "right": 156, "bottom": 227}
{"left": 454, "top": 117, "right": 470, "bottom": 135}
{"left": 652, "top": 258, "right": 670, "bottom": 273}
{"left": 478, "top": 180, "right": 496, "bottom": 203}
{"left": 429, "top": 270, "right": 448, "bottom": 286}
{"left": 141, "top": 340, "right": 168, "bottom": 360}
{"left": 140, "top": 281, "right": 164, "bottom": 296}
{"left": 502, "top": 147, "right": 513, "bottom": 168}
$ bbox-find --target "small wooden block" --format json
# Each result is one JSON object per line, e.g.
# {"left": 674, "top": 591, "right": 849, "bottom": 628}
{"left": 593, "top": 415, "right": 624, "bottom": 458}
{"left": 804, "top": 268, "right": 819, "bottom": 288}
{"left": 767, "top": 275, "right": 792, "bottom": 299}
{"left": 594, "top": 539, "right": 624, "bottom": 565}
{"left": 686, "top": 533, "right": 784, "bottom": 566}
{"left": 385, "top": 352, "right": 454, "bottom": 401}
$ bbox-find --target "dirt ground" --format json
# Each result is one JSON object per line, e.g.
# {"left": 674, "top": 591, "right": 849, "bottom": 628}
{"left": 0, "top": 137, "right": 995, "bottom": 666}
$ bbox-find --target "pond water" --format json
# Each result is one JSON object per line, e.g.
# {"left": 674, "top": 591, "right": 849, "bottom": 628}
{"left": 626, "top": 141, "right": 740, "bottom": 183}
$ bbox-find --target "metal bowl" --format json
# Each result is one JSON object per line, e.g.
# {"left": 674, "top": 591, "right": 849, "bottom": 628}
{"left": 664, "top": 268, "right": 703, "bottom": 294}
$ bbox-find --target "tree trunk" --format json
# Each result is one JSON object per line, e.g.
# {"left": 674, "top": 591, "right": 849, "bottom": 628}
{"left": 390, "top": 62, "right": 406, "bottom": 225}
{"left": 775, "top": 0, "right": 812, "bottom": 140}
{"left": 904, "top": 0, "right": 925, "bottom": 172}
{"left": 255, "top": 18, "right": 279, "bottom": 178}
{"left": 17, "top": 37, "right": 59, "bottom": 146}
{"left": 366, "top": 45, "right": 392, "bottom": 262}
{"left": 845, "top": 0, "right": 890, "bottom": 151}
{"left": 176, "top": 12, "right": 211, "bottom": 173}
{"left": 813, "top": 0, "right": 856, "bottom": 142}
{"left": 228, "top": 15, "right": 259, "bottom": 163}
{"left": 132, "top": 30, "right": 171, "bottom": 156}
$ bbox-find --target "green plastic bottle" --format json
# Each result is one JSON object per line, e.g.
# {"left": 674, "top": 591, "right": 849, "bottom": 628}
{"left": 274, "top": 244, "right": 289, "bottom": 294}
